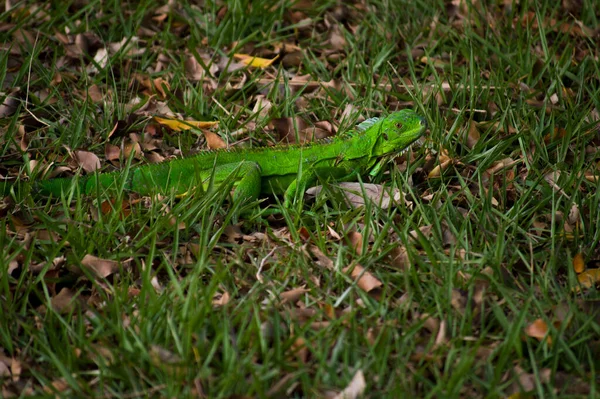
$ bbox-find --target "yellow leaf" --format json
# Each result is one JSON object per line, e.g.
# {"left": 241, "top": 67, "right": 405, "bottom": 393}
{"left": 233, "top": 53, "right": 279, "bottom": 68}
{"left": 573, "top": 253, "right": 585, "bottom": 274}
{"left": 577, "top": 269, "right": 600, "bottom": 290}
{"left": 154, "top": 116, "right": 218, "bottom": 131}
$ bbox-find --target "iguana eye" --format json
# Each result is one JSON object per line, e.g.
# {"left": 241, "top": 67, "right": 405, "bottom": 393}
{"left": 395, "top": 122, "right": 403, "bottom": 129}
{"left": 383, "top": 133, "right": 389, "bottom": 140}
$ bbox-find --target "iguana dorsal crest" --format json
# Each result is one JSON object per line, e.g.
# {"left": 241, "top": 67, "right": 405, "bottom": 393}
{"left": 356, "top": 117, "right": 380, "bottom": 132}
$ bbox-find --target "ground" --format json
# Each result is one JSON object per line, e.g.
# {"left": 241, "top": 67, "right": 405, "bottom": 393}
{"left": 1, "top": 0, "right": 600, "bottom": 397}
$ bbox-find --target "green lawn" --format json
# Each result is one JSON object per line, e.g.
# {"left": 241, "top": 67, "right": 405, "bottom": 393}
{"left": 1, "top": 0, "right": 600, "bottom": 397}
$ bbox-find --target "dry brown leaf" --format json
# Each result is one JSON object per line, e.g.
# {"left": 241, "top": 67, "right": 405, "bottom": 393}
{"left": 152, "top": 77, "right": 170, "bottom": 99}
{"left": 544, "top": 127, "right": 567, "bottom": 143}
{"left": 270, "top": 116, "right": 309, "bottom": 143}
{"left": 212, "top": 291, "right": 230, "bottom": 307}
{"left": 100, "top": 198, "right": 133, "bottom": 218}
{"left": 0, "top": 358, "right": 9, "bottom": 378}
{"left": 81, "top": 254, "right": 120, "bottom": 278}
{"left": 204, "top": 131, "right": 227, "bottom": 149}
{"left": 10, "top": 358, "right": 21, "bottom": 382}
{"left": 149, "top": 345, "right": 186, "bottom": 376}
{"left": 451, "top": 289, "right": 467, "bottom": 314}
{"left": 0, "top": 92, "right": 19, "bottom": 118}
{"left": 49, "top": 288, "right": 77, "bottom": 314}
{"left": 346, "top": 231, "right": 363, "bottom": 255}
{"left": 524, "top": 318, "right": 550, "bottom": 343}
{"left": 44, "top": 378, "right": 69, "bottom": 394}
{"left": 290, "top": 336, "right": 308, "bottom": 363}
{"left": 487, "top": 157, "right": 516, "bottom": 175}
{"left": 105, "top": 143, "right": 121, "bottom": 161}
{"left": 333, "top": 370, "right": 366, "bottom": 399}
{"left": 252, "top": 94, "right": 273, "bottom": 120}
{"left": 305, "top": 245, "right": 334, "bottom": 270}
{"left": 434, "top": 319, "right": 448, "bottom": 347}
{"left": 184, "top": 54, "right": 219, "bottom": 81}
{"left": 389, "top": 246, "right": 410, "bottom": 270}
{"left": 89, "top": 344, "right": 116, "bottom": 366}
{"left": 86, "top": 84, "right": 104, "bottom": 103}
{"left": 567, "top": 203, "right": 580, "bottom": 227}
{"left": 577, "top": 269, "right": 600, "bottom": 290}
{"left": 146, "top": 151, "right": 166, "bottom": 164}
{"left": 544, "top": 171, "right": 569, "bottom": 198}
{"left": 123, "top": 141, "right": 142, "bottom": 159}
{"left": 408, "top": 225, "right": 434, "bottom": 243}
{"left": 280, "top": 286, "right": 310, "bottom": 304}
{"left": 343, "top": 263, "right": 382, "bottom": 293}
{"left": 466, "top": 120, "right": 480, "bottom": 149}
{"left": 327, "top": 225, "right": 342, "bottom": 241}
{"left": 327, "top": 25, "right": 347, "bottom": 51}
{"left": 74, "top": 150, "right": 101, "bottom": 173}
{"left": 507, "top": 365, "right": 551, "bottom": 396}
{"left": 573, "top": 253, "right": 585, "bottom": 274}
{"left": 298, "top": 126, "right": 332, "bottom": 142}
{"left": 306, "top": 182, "right": 407, "bottom": 210}
{"left": 281, "top": 50, "right": 303, "bottom": 67}
{"left": 428, "top": 159, "right": 452, "bottom": 178}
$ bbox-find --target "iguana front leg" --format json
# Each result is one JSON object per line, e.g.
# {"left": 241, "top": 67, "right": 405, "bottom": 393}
{"left": 283, "top": 166, "right": 357, "bottom": 208}
{"left": 209, "top": 161, "right": 262, "bottom": 204}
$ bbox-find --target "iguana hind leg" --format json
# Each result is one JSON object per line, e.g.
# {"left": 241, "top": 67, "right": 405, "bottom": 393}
{"left": 131, "top": 160, "right": 262, "bottom": 205}
{"left": 201, "top": 161, "right": 263, "bottom": 204}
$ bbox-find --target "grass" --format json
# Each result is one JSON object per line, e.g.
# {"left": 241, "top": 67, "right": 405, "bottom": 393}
{"left": 1, "top": 0, "right": 600, "bottom": 397}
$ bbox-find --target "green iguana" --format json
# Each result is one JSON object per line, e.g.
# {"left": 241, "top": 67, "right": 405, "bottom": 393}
{"left": 0, "top": 109, "right": 426, "bottom": 209}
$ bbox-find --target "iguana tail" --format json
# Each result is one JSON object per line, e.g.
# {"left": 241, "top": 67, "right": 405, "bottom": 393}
{"left": 1, "top": 176, "right": 91, "bottom": 198}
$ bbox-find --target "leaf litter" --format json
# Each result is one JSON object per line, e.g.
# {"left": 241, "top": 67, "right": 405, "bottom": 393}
{"left": 1, "top": 0, "right": 600, "bottom": 397}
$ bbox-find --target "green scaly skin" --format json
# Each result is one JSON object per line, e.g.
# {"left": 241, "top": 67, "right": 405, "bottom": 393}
{"left": 1, "top": 109, "right": 426, "bottom": 208}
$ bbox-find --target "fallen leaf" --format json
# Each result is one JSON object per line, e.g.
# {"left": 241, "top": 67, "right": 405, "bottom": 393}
{"left": 333, "top": 370, "right": 366, "bottom": 399}
{"left": 74, "top": 150, "right": 101, "bottom": 173}
{"left": 123, "top": 141, "right": 142, "bottom": 159}
{"left": 0, "top": 92, "right": 19, "bottom": 118}
{"left": 49, "top": 288, "right": 77, "bottom": 314}
{"left": 290, "top": 336, "right": 308, "bottom": 363}
{"left": 524, "top": 318, "right": 550, "bottom": 344}
{"left": 184, "top": 54, "right": 219, "bottom": 81}
{"left": 80, "top": 254, "right": 120, "bottom": 278}
{"left": 465, "top": 120, "right": 480, "bottom": 149}
{"left": 346, "top": 231, "right": 363, "bottom": 255}
{"left": 306, "top": 182, "right": 408, "bottom": 210}
{"left": 44, "top": 378, "right": 69, "bottom": 394}
{"left": 487, "top": 157, "right": 517, "bottom": 175}
{"left": 233, "top": 53, "right": 279, "bottom": 68}
{"left": 573, "top": 253, "right": 585, "bottom": 274}
{"left": 204, "top": 131, "right": 227, "bottom": 149}
{"left": 389, "top": 246, "right": 410, "bottom": 270}
{"left": 305, "top": 245, "right": 334, "bottom": 270}
{"left": 212, "top": 291, "right": 230, "bottom": 307}
{"left": 270, "top": 116, "right": 309, "bottom": 143}
{"left": 577, "top": 269, "right": 600, "bottom": 290}
{"left": 428, "top": 159, "right": 452, "bottom": 178}
{"left": 506, "top": 365, "right": 551, "bottom": 396}
{"left": 343, "top": 263, "right": 382, "bottom": 293}
{"left": 105, "top": 143, "right": 121, "bottom": 161}
{"left": 10, "top": 358, "right": 21, "bottom": 382}
{"left": 280, "top": 286, "right": 310, "bottom": 304}
{"left": 154, "top": 116, "right": 219, "bottom": 131}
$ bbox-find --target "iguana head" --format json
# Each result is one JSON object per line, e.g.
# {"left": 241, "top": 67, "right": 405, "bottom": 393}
{"left": 371, "top": 109, "right": 427, "bottom": 157}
